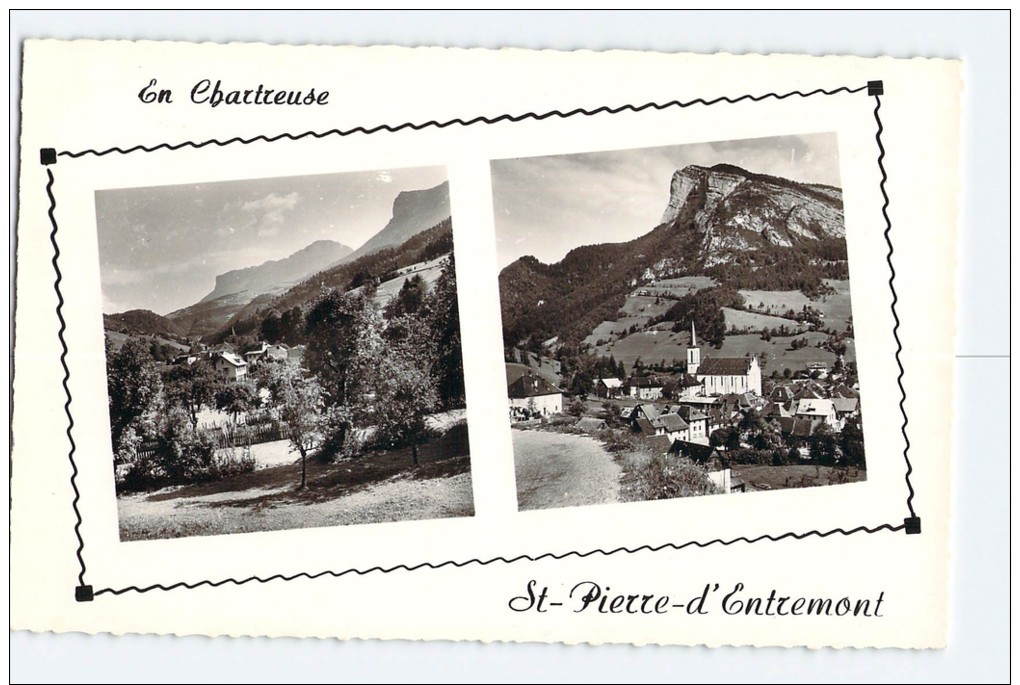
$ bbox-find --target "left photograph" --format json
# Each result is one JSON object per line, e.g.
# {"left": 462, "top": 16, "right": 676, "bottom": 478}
{"left": 96, "top": 167, "right": 473, "bottom": 540}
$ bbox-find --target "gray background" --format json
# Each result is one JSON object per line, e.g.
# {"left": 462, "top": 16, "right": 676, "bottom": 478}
{"left": 9, "top": 11, "right": 1010, "bottom": 683}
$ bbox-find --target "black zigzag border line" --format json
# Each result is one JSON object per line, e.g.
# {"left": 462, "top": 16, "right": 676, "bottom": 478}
{"left": 38, "top": 82, "right": 918, "bottom": 602}
{"left": 58, "top": 84, "right": 866, "bottom": 159}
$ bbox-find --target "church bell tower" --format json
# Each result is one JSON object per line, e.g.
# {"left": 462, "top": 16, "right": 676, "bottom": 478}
{"left": 687, "top": 322, "right": 701, "bottom": 375}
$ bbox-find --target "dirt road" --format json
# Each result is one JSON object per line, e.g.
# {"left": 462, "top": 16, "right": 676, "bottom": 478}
{"left": 512, "top": 429, "right": 621, "bottom": 511}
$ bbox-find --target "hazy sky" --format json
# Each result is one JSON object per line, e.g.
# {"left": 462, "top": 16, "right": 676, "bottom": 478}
{"left": 96, "top": 166, "right": 447, "bottom": 315}
{"left": 491, "top": 132, "right": 840, "bottom": 269}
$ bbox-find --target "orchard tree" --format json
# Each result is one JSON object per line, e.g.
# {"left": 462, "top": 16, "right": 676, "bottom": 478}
{"left": 304, "top": 289, "right": 375, "bottom": 408}
{"left": 268, "top": 363, "right": 326, "bottom": 489}
{"left": 426, "top": 257, "right": 466, "bottom": 409}
{"left": 106, "top": 337, "right": 164, "bottom": 450}
{"left": 214, "top": 381, "right": 259, "bottom": 423}
{"left": 165, "top": 361, "right": 220, "bottom": 427}
{"left": 370, "top": 350, "right": 439, "bottom": 466}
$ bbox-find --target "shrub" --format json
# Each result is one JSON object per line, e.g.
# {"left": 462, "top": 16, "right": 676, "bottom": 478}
{"left": 639, "top": 454, "right": 719, "bottom": 500}
{"left": 210, "top": 446, "right": 258, "bottom": 478}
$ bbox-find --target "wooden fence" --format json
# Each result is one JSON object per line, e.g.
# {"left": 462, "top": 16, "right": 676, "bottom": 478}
{"left": 136, "top": 421, "right": 290, "bottom": 459}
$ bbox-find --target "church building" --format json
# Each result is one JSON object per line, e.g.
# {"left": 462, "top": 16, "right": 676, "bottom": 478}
{"left": 687, "top": 324, "right": 763, "bottom": 397}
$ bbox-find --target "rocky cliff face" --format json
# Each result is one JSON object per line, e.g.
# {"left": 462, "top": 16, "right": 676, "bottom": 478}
{"left": 199, "top": 239, "right": 353, "bottom": 304}
{"left": 660, "top": 164, "right": 844, "bottom": 266}
{"left": 340, "top": 181, "right": 451, "bottom": 265}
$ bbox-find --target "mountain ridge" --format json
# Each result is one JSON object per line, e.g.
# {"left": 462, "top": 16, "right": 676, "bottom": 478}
{"left": 337, "top": 181, "right": 451, "bottom": 266}
{"left": 499, "top": 164, "right": 847, "bottom": 346}
{"left": 199, "top": 239, "right": 353, "bottom": 304}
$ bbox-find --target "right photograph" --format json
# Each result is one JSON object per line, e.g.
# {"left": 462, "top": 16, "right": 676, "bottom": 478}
{"left": 491, "top": 133, "right": 866, "bottom": 512}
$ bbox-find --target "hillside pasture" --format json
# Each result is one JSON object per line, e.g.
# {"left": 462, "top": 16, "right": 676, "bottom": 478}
{"left": 648, "top": 276, "right": 717, "bottom": 296}
{"left": 618, "top": 294, "right": 673, "bottom": 319}
{"left": 583, "top": 315, "right": 653, "bottom": 346}
{"left": 715, "top": 332, "right": 856, "bottom": 376}
{"left": 818, "top": 279, "right": 854, "bottom": 329}
{"left": 105, "top": 330, "right": 189, "bottom": 354}
{"left": 357, "top": 254, "right": 449, "bottom": 306}
{"left": 738, "top": 280, "right": 855, "bottom": 331}
{"left": 594, "top": 329, "right": 692, "bottom": 372}
{"left": 722, "top": 307, "right": 807, "bottom": 333}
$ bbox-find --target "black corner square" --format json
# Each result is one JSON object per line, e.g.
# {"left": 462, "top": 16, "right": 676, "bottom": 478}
{"left": 40, "top": 148, "right": 57, "bottom": 165}
{"left": 75, "top": 585, "right": 94, "bottom": 602}
{"left": 867, "top": 80, "right": 884, "bottom": 96}
{"left": 904, "top": 516, "right": 922, "bottom": 535}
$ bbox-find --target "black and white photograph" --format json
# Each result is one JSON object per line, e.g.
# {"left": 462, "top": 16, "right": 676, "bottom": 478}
{"left": 97, "top": 167, "right": 472, "bottom": 539}
{"left": 494, "top": 133, "right": 866, "bottom": 511}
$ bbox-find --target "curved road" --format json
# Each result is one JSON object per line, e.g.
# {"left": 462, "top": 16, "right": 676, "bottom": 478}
{"left": 513, "top": 430, "right": 621, "bottom": 511}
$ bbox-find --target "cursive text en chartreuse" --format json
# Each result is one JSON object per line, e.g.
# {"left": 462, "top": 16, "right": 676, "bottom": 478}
{"left": 137, "top": 78, "right": 329, "bottom": 108}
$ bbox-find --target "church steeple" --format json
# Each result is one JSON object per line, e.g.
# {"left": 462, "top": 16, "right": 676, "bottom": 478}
{"left": 687, "top": 322, "right": 701, "bottom": 375}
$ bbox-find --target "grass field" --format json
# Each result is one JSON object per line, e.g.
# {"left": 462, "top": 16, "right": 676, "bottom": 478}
{"left": 739, "top": 280, "right": 854, "bottom": 331}
{"left": 118, "top": 423, "right": 474, "bottom": 541}
{"left": 716, "top": 332, "right": 856, "bottom": 375}
{"left": 594, "top": 329, "right": 692, "bottom": 371}
{"left": 818, "top": 279, "right": 854, "bottom": 329}
{"left": 649, "top": 276, "right": 717, "bottom": 296}
{"left": 732, "top": 464, "right": 866, "bottom": 491}
{"left": 105, "top": 330, "right": 189, "bottom": 353}
{"left": 583, "top": 278, "right": 856, "bottom": 376}
{"left": 723, "top": 307, "right": 807, "bottom": 333}
{"left": 618, "top": 294, "right": 673, "bottom": 318}
{"left": 370, "top": 254, "right": 449, "bottom": 306}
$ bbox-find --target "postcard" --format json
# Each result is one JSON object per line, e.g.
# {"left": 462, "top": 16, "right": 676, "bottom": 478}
{"left": 11, "top": 40, "right": 961, "bottom": 647}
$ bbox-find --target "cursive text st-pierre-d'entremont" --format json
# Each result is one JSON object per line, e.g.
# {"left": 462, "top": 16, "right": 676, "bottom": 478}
{"left": 509, "top": 580, "right": 886, "bottom": 617}
{"left": 138, "top": 78, "right": 329, "bottom": 108}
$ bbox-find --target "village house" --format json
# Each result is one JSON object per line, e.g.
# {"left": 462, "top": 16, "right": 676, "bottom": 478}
{"left": 211, "top": 351, "right": 248, "bottom": 381}
{"left": 706, "top": 407, "right": 730, "bottom": 434}
{"left": 507, "top": 371, "right": 563, "bottom": 419}
{"left": 768, "top": 385, "right": 795, "bottom": 403}
{"left": 832, "top": 396, "right": 860, "bottom": 422}
{"left": 594, "top": 377, "right": 625, "bottom": 399}
{"left": 762, "top": 400, "right": 796, "bottom": 420}
{"left": 673, "top": 372, "right": 703, "bottom": 399}
{"left": 676, "top": 405, "right": 710, "bottom": 443}
{"left": 805, "top": 361, "right": 830, "bottom": 378}
{"left": 628, "top": 404, "right": 692, "bottom": 443}
{"left": 793, "top": 398, "right": 842, "bottom": 430}
{"left": 832, "top": 383, "right": 859, "bottom": 399}
{"left": 627, "top": 376, "right": 665, "bottom": 400}
{"left": 793, "top": 384, "right": 825, "bottom": 401}
{"left": 687, "top": 324, "right": 762, "bottom": 396}
{"left": 243, "top": 342, "right": 270, "bottom": 367}
{"left": 778, "top": 416, "right": 817, "bottom": 439}
{"left": 265, "top": 343, "right": 289, "bottom": 361}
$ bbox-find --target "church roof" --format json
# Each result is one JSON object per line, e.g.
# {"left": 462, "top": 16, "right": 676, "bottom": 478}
{"left": 697, "top": 357, "right": 754, "bottom": 376}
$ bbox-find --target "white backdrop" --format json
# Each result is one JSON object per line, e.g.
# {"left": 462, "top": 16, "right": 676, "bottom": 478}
{"left": 8, "top": 9, "right": 1010, "bottom": 683}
